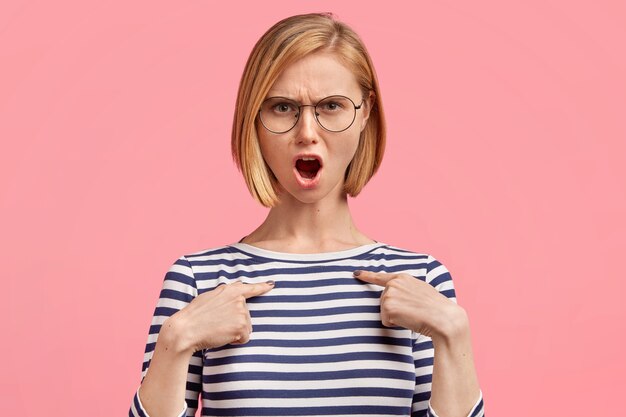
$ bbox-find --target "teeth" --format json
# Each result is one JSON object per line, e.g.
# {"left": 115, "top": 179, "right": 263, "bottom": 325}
{"left": 301, "top": 157, "right": 317, "bottom": 161}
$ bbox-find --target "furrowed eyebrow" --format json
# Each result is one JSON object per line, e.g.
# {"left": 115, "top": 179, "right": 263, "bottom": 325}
{"left": 265, "top": 96, "right": 299, "bottom": 101}
{"left": 264, "top": 94, "right": 344, "bottom": 104}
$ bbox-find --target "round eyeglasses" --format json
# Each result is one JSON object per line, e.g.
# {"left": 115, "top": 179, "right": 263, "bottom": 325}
{"left": 258, "top": 95, "right": 364, "bottom": 134}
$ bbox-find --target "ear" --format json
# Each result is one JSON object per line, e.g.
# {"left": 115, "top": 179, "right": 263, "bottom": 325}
{"left": 360, "top": 90, "right": 375, "bottom": 132}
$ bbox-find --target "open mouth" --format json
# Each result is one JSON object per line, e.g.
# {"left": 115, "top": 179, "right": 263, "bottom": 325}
{"left": 295, "top": 158, "right": 321, "bottom": 179}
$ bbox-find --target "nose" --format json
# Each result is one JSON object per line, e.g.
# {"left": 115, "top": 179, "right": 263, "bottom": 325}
{"left": 295, "top": 105, "right": 319, "bottom": 144}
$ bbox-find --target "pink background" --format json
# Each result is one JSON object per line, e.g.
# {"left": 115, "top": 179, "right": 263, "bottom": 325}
{"left": 1, "top": 1, "right": 624, "bottom": 415}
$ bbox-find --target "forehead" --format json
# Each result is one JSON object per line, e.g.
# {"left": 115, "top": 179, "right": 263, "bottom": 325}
{"left": 267, "top": 52, "right": 361, "bottom": 100}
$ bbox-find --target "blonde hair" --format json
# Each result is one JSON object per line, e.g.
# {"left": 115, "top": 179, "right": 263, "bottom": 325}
{"left": 231, "top": 12, "right": 386, "bottom": 207}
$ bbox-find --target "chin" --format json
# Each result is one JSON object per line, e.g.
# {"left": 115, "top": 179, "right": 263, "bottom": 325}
{"left": 285, "top": 190, "right": 328, "bottom": 205}
{"left": 283, "top": 182, "right": 346, "bottom": 206}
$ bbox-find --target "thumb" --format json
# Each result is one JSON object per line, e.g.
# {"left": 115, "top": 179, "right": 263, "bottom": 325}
{"left": 353, "top": 270, "right": 394, "bottom": 287}
{"left": 240, "top": 280, "right": 275, "bottom": 299}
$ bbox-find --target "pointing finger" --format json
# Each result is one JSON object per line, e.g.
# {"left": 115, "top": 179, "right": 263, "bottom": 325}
{"left": 239, "top": 281, "right": 275, "bottom": 299}
{"left": 353, "top": 270, "right": 395, "bottom": 287}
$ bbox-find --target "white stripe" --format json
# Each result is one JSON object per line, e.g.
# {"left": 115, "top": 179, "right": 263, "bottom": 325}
{"left": 203, "top": 359, "right": 415, "bottom": 374}
{"left": 202, "top": 377, "right": 415, "bottom": 391}
{"left": 426, "top": 264, "right": 448, "bottom": 281}
{"left": 415, "top": 365, "right": 434, "bottom": 377}
{"left": 168, "top": 262, "right": 194, "bottom": 277}
{"left": 154, "top": 298, "right": 189, "bottom": 310}
{"left": 249, "top": 327, "right": 408, "bottom": 340}
{"left": 203, "top": 395, "right": 411, "bottom": 408}
{"left": 252, "top": 312, "right": 381, "bottom": 325}
{"left": 413, "top": 346, "right": 435, "bottom": 360}
{"left": 248, "top": 298, "right": 381, "bottom": 310}
{"left": 253, "top": 284, "right": 382, "bottom": 296}
{"left": 161, "top": 279, "right": 196, "bottom": 294}
{"left": 205, "top": 343, "right": 411, "bottom": 358}
{"left": 412, "top": 399, "right": 429, "bottom": 412}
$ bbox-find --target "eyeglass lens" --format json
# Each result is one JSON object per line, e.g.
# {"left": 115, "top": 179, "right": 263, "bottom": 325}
{"left": 259, "top": 96, "right": 358, "bottom": 133}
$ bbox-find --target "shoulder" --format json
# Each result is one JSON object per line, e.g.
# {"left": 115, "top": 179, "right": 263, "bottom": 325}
{"left": 171, "top": 242, "right": 263, "bottom": 293}
{"left": 377, "top": 243, "right": 449, "bottom": 272}
{"left": 379, "top": 243, "right": 455, "bottom": 290}
{"left": 161, "top": 243, "right": 236, "bottom": 279}
{"left": 375, "top": 243, "right": 430, "bottom": 261}
{"left": 182, "top": 244, "right": 240, "bottom": 264}
{"left": 178, "top": 243, "right": 246, "bottom": 271}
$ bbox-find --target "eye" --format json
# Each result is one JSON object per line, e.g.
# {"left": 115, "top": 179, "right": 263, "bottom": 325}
{"left": 321, "top": 101, "right": 343, "bottom": 111}
{"left": 271, "top": 101, "right": 297, "bottom": 114}
{"left": 318, "top": 96, "right": 350, "bottom": 114}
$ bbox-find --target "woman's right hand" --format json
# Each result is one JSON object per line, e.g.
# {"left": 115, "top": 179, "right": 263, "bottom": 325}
{"left": 167, "top": 280, "right": 275, "bottom": 354}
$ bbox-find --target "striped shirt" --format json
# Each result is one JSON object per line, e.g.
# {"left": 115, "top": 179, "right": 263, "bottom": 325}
{"left": 129, "top": 241, "right": 485, "bottom": 417}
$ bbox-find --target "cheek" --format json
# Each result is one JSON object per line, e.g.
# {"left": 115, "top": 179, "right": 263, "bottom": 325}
{"left": 340, "top": 131, "right": 362, "bottom": 163}
{"left": 257, "top": 129, "right": 274, "bottom": 161}
{"left": 328, "top": 140, "right": 360, "bottom": 179}
{"left": 257, "top": 139, "right": 276, "bottom": 174}
{"left": 258, "top": 135, "right": 288, "bottom": 176}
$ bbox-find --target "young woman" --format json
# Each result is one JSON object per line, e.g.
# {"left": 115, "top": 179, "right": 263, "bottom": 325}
{"left": 129, "top": 13, "right": 484, "bottom": 417}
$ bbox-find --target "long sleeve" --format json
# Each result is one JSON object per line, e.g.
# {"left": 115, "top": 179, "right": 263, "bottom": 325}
{"left": 411, "top": 254, "right": 485, "bottom": 417}
{"left": 129, "top": 256, "right": 203, "bottom": 417}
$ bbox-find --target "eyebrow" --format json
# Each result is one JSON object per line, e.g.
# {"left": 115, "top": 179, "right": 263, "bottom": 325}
{"left": 266, "top": 95, "right": 322, "bottom": 101}
{"left": 264, "top": 94, "right": 347, "bottom": 103}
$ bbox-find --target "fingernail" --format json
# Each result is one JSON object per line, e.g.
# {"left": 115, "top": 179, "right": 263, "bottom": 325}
{"left": 353, "top": 270, "right": 361, "bottom": 276}
{"left": 266, "top": 280, "right": 275, "bottom": 286}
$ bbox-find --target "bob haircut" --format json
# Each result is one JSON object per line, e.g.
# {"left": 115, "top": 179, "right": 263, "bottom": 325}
{"left": 231, "top": 12, "right": 386, "bottom": 208}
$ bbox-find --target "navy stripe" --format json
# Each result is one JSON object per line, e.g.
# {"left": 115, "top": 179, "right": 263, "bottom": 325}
{"left": 153, "top": 306, "right": 180, "bottom": 317}
{"left": 132, "top": 393, "right": 147, "bottom": 417}
{"left": 429, "top": 271, "right": 452, "bottom": 288}
{"left": 270, "top": 277, "right": 368, "bottom": 288}
{"left": 414, "top": 357, "right": 435, "bottom": 368}
{"left": 206, "top": 335, "right": 412, "bottom": 350}
{"left": 201, "top": 405, "right": 411, "bottom": 416}
{"left": 158, "top": 288, "right": 194, "bottom": 303}
{"left": 202, "top": 387, "right": 415, "bottom": 400}
{"left": 246, "top": 290, "right": 381, "bottom": 304}
{"left": 470, "top": 398, "right": 484, "bottom": 417}
{"left": 413, "top": 339, "right": 434, "bottom": 351}
{"left": 161, "top": 273, "right": 194, "bottom": 287}
{"left": 440, "top": 288, "right": 456, "bottom": 298}
{"left": 251, "top": 320, "right": 396, "bottom": 332}
{"left": 413, "top": 391, "right": 431, "bottom": 403}
{"left": 203, "top": 368, "right": 416, "bottom": 383}
{"left": 427, "top": 258, "right": 443, "bottom": 271}
{"left": 415, "top": 374, "right": 433, "bottom": 385}
{"left": 188, "top": 364, "right": 202, "bottom": 374}
{"left": 187, "top": 381, "right": 201, "bottom": 392}
{"left": 204, "top": 351, "right": 414, "bottom": 366}
{"left": 186, "top": 398, "right": 198, "bottom": 411}
{"left": 250, "top": 305, "right": 380, "bottom": 317}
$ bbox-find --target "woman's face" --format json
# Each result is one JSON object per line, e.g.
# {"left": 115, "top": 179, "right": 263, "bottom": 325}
{"left": 257, "top": 51, "right": 372, "bottom": 205}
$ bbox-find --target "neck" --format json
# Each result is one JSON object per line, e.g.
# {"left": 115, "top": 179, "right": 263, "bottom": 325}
{"left": 241, "top": 191, "right": 374, "bottom": 253}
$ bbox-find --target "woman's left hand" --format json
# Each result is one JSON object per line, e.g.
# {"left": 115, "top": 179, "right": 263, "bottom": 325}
{"left": 353, "top": 270, "right": 468, "bottom": 341}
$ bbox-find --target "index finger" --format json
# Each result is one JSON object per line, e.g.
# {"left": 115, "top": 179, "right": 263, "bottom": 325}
{"left": 238, "top": 280, "right": 275, "bottom": 299}
{"left": 353, "top": 270, "right": 395, "bottom": 287}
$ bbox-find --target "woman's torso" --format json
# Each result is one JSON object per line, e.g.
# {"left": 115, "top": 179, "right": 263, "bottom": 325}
{"left": 188, "top": 241, "right": 433, "bottom": 416}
